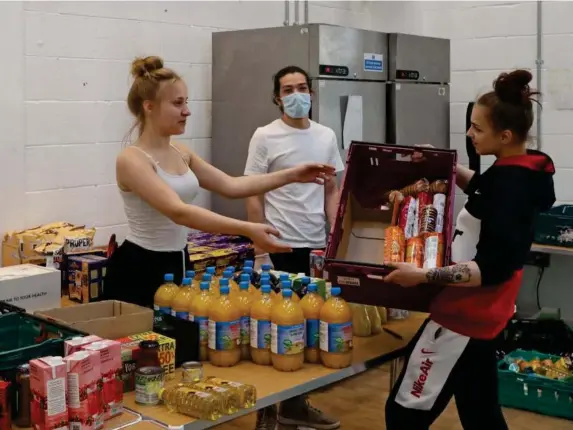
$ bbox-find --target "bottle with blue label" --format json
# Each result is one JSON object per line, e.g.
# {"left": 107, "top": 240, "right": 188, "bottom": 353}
{"left": 190, "top": 281, "right": 213, "bottom": 361}
{"left": 235, "top": 280, "right": 253, "bottom": 360}
{"left": 299, "top": 283, "right": 325, "bottom": 364}
{"left": 208, "top": 283, "right": 241, "bottom": 367}
{"left": 271, "top": 288, "right": 305, "bottom": 372}
{"left": 153, "top": 273, "right": 179, "bottom": 325}
{"left": 319, "top": 286, "right": 353, "bottom": 369}
{"left": 250, "top": 285, "right": 273, "bottom": 366}
{"left": 171, "top": 277, "right": 194, "bottom": 320}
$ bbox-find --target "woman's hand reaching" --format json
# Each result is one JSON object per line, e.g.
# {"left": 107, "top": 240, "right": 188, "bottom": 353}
{"left": 245, "top": 223, "right": 292, "bottom": 254}
{"left": 287, "top": 163, "right": 336, "bottom": 185}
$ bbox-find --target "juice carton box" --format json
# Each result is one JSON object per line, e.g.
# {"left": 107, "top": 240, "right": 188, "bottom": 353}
{"left": 64, "top": 336, "right": 103, "bottom": 356}
{"left": 29, "top": 356, "right": 68, "bottom": 430}
{"left": 81, "top": 341, "right": 122, "bottom": 420}
{"left": 64, "top": 351, "right": 102, "bottom": 430}
{"left": 116, "top": 332, "right": 176, "bottom": 381}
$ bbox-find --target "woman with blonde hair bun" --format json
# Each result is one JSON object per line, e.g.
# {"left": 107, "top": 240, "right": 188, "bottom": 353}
{"left": 104, "top": 56, "right": 335, "bottom": 307}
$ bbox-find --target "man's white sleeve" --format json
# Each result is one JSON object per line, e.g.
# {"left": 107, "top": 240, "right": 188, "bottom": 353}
{"left": 329, "top": 132, "right": 345, "bottom": 173}
{"left": 244, "top": 129, "right": 269, "bottom": 175}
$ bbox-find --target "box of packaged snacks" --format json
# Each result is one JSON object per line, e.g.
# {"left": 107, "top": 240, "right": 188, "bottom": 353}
{"left": 324, "top": 142, "right": 457, "bottom": 311}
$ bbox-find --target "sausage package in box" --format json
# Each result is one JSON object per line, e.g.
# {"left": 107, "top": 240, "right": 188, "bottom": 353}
{"left": 324, "top": 142, "right": 457, "bottom": 311}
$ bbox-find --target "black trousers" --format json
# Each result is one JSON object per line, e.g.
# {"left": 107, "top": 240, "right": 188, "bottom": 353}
{"left": 103, "top": 240, "right": 191, "bottom": 309}
{"left": 270, "top": 247, "right": 322, "bottom": 276}
{"left": 385, "top": 319, "right": 508, "bottom": 430}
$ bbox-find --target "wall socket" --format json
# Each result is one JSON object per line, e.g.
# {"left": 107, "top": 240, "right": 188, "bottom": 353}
{"left": 525, "top": 251, "right": 551, "bottom": 268}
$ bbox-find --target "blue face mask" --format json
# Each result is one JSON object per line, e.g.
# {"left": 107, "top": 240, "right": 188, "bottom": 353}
{"left": 281, "top": 92, "right": 311, "bottom": 119}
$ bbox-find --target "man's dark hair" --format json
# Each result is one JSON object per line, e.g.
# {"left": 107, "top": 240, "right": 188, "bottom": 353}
{"left": 272, "top": 65, "right": 312, "bottom": 109}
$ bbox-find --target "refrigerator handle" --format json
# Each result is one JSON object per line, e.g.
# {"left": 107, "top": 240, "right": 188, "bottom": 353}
{"left": 341, "top": 95, "right": 364, "bottom": 150}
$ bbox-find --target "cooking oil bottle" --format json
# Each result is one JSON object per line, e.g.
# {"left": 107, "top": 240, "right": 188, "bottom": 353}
{"left": 208, "top": 284, "right": 241, "bottom": 367}
{"left": 190, "top": 281, "right": 213, "bottom": 361}
{"left": 204, "top": 377, "right": 257, "bottom": 409}
{"left": 320, "top": 286, "right": 353, "bottom": 369}
{"left": 300, "top": 283, "right": 324, "bottom": 363}
{"left": 171, "top": 278, "right": 194, "bottom": 321}
{"left": 186, "top": 381, "right": 240, "bottom": 415}
{"left": 235, "top": 281, "right": 253, "bottom": 360}
{"left": 271, "top": 288, "right": 305, "bottom": 372}
{"left": 153, "top": 273, "right": 179, "bottom": 322}
{"left": 250, "top": 285, "right": 273, "bottom": 366}
{"left": 160, "top": 384, "right": 224, "bottom": 421}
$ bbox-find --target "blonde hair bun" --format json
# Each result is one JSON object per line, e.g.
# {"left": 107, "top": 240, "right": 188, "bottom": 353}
{"left": 131, "top": 56, "right": 164, "bottom": 79}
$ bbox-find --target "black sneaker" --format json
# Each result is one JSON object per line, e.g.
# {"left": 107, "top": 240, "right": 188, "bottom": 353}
{"left": 255, "top": 405, "right": 278, "bottom": 430}
{"left": 278, "top": 398, "right": 340, "bottom": 429}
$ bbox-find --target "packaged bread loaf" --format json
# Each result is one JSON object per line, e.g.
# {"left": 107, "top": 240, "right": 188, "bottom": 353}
{"left": 365, "top": 306, "right": 382, "bottom": 334}
{"left": 351, "top": 304, "right": 372, "bottom": 337}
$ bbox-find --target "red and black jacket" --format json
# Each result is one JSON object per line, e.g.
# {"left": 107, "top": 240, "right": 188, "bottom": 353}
{"left": 430, "top": 150, "right": 556, "bottom": 339}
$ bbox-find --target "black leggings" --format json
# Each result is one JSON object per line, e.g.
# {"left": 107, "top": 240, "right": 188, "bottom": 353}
{"left": 103, "top": 240, "right": 191, "bottom": 309}
{"left": 385, "top": 319, "right": 508, "bottom": 430}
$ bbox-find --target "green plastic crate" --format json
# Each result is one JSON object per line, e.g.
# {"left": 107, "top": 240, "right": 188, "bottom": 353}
{"left": 0, "top": 312, "right": 84, "bottom": 372}
{"left": 498, "top": 349, "right": 573, "bottom": 420}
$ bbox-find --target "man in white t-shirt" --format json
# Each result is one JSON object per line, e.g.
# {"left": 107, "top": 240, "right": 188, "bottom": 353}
{"left": 244, "top": 66, "right": 344, "bottom": 430}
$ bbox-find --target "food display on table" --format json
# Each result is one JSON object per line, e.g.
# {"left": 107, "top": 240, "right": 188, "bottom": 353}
{"left": 504, "top": 354, "right": 573, "bottom": 380}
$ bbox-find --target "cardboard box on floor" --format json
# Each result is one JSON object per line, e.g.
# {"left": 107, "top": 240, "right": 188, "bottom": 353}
{"left": 35, "top": 300, "right": 153, "bottom": 339}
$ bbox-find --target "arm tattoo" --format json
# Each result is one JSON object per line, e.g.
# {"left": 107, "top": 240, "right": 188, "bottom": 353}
{"left": 426, "top": 264, "right": 471, "bottom": 284}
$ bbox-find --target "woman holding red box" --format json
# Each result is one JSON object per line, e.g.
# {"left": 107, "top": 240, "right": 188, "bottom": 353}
{"left": 383, "top": 69, "right": 556, "bottom": 429}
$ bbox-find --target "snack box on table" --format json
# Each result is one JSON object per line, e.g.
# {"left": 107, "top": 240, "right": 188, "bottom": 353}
{"left": 324, "top": 142, "right": 457, "bottom": 311}
{"left": 67, "top": 254, "right": 108, "bottom": 304}
{"left": 116, "top": 331, "right": 176, "bottom": 392}
{"left": 188, "top": 242, "right": 254, "bottom": 274}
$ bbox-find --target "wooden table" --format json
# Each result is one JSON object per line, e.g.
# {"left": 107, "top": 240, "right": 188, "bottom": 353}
{"left": 121, "top": 313, "right": 427, "bottom": 430}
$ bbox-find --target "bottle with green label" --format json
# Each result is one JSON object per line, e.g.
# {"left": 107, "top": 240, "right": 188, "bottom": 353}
{"left": 190, "top": 281, "right": 213, "bottom": 361}
{"left": 235, "top": 281, "right": 253, "bottom": 360}
{"left": 271, "top": 287, "right": 305, "bottom": 372}
{"left": 250, "top": 285, "right": 273, "bottom": 366}
{"left": 208, "top": 283, "right": 241, "bottom": 367}
{"left": 300, "top": 283, "right": 324, "bottom": 364}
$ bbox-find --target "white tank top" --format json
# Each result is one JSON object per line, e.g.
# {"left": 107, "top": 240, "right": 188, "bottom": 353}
{"left": 120, "top": 145, "right": 200, "bottom": 252}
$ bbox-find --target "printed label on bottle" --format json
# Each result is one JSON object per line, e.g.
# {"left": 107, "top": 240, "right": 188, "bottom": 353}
{"left": 188, "top": 313, "right": 194, "bottom": 322}
{"left": 175, "top": 311, "right": 189, "bottom": 320}
{"left": 208, "top": 320, "right": 240, "bottom": 350}
{"left": 320, "top": 321, "right": 353, "bottom": 353}
{"left": 159, "top": 306, "right": 171, "bottom": 315}
{"left": 194, "top": 316, "right": 208, "bottom": 345}
{"left": 240, "top": 316, "right": 250, "bottom": 345}
{"left": 305, "top": 319, "right": 320, "bottom": 348}
{"left": 271, "top": 323, "right": 305, "bottom": 355}
{"left": 250, "top": 318, "right": 271, "bottom": 350}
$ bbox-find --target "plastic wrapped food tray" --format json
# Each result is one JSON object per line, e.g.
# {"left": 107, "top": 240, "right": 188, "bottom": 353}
{"left": 324, "top": 142, "right": 457, "bottom": 311}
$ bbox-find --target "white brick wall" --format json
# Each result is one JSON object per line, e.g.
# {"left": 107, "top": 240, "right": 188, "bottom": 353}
{"left": 421, "top": 0, "right": 573, "bottom": 319}
{"left": 1, "top": 0, "right": 397, "bottom": 248}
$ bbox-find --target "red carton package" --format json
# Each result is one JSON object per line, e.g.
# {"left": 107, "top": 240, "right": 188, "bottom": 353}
{"left": 29, "top": 356, "right": 68, "bottom": 430}
{"left": 64, "top": 335, "right": 103, "bottom": 356}
{"left": 64, "top": 351, "right": 103, "bottom": 430}
{"left": 81, "top": 341, "right": 122, "bottom": 420}
{"left": 325, "top": 142, "right": 457, "bottom": 311}
{"left": 0, "top": 381, "right": 11, "bottom": 430}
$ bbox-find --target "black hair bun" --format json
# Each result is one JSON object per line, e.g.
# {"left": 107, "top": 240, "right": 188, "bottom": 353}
{"left": 493, "top": 69, "right": 536, "bottom": 105}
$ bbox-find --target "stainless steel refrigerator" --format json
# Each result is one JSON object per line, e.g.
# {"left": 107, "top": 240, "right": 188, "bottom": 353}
{"left": 211, "top": 24, "right": 450, "bottom": 221}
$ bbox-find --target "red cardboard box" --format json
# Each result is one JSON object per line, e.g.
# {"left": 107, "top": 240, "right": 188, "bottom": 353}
{"left": 324, "top": 142, "right": 457, "bottom": 311}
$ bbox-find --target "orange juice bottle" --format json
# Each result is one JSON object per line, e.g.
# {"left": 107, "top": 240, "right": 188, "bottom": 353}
{"left": 320, "top": 286, "right": 353, "bottom": 369}
{"left": 153, "top": 273, "right": 179, "bottom": 321}
{"left": 271, "top": 288, "right": 305, "bottom": 372}
{"left": 250, "top": 285, "right": 273, "bottom": 365}
{"left": 276, "top": 279, "right": 300, "bottom": 305}
{"left": 206, "top": 266, "right": 218, "bottom": 294}
{"left": 190, "top": 281, "right": 213, "bottom": 361}
{"left": 236, "top": 281, "right": 253, "bottom": 360}
{"left": 171, "top": 278, "right": 195, "bottom": 321}
{"left": 241, "top": 268, "right": 258, "bottom": 295}
{"left": 186, "top": 270, "right": 199, "bottom": 290}
{"left": 224, "top": 269, "right": 240, "bottom": 296}
{"left": 300, "top": 283, "right": 324, "bottom": 364}
{"left": 208, "top": 284, "right": 241, "bottom": 367}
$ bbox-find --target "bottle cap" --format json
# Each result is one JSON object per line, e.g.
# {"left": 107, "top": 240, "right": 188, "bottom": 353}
{"left": 279, "top": 273, "right": 289, "bottom": 281}
{"left": 226, "top": 266, "right": 236, "bottom": 272}
{"left": 331, "top": 286, "right": 341, "bottom": 296}
{"left": 202, "top": 274, "right": 211, "bottom": 282}
{"left": 220, "top": 286, "right": 230, "bottom": 295}
{"left": 206, "top": 266, "right": 216, "bottom": 274}
{"left": 302, "top": 276, "right": 311, "bottom": 285}
{"left": 200, "top": 281, "right": 209, "bottom": 290}
{"left": 308, "top": 283, "right": 317, "bottom": 292}
{"left": 281, "top": 280, "right": 291, "bottom": 289}
{"left": 262, "top": 264, "right": 272, "bottom": 271}
{"left": 164, "top": 273, "right": 174, "bottom": 282}
{"left": 282, "top": 288, "right": 293, "bottom": 298}
{"left": 240, "top": 273, "right": 250, "bottom": 282}
{"left": 244, "top": 267, "right": 253, "bottom": 274}
{"left": 261, "top": 285, "right": 271, "bottom": 294}
{"left": 185, "top": 270, "right": 195, "bottom": 279}
{"left": 219, "top": 278, "right": 229, "bottom": 287}
{"left": 244, "top": 260, "right": 254, "bottom": 268}
{"left": 239, "top": 281, "right": 249, "bottom": 291}
{"left": 182, "top": 278, "right": 191, "bottom": 286}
